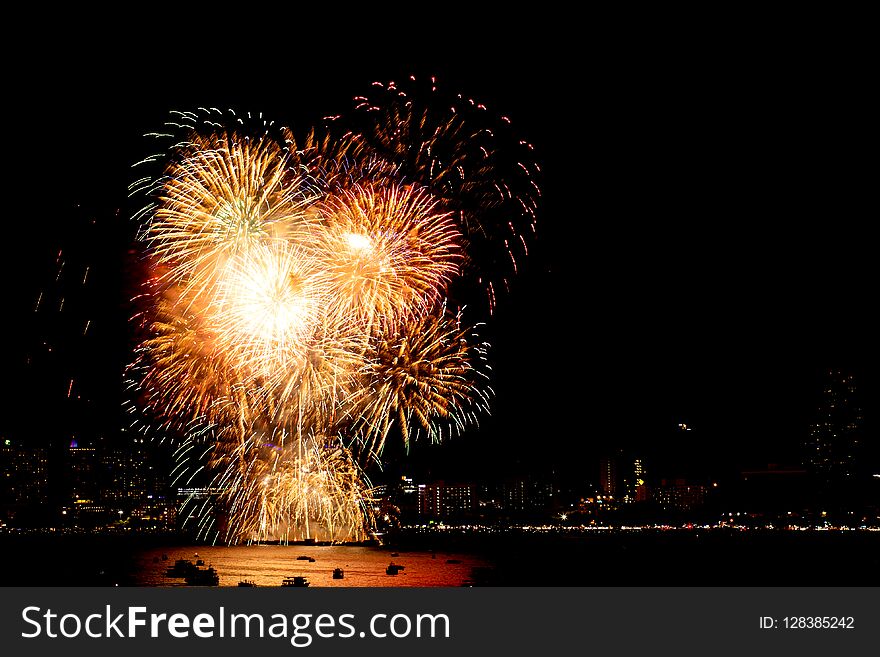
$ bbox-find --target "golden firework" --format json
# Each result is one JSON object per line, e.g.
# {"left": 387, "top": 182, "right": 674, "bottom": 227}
{"left": 129, "top": 89, "right": 535, "bottom": 543}
{"left": 314, "top": 184, "right": 461, "bottom": 333}
{"left": 348, "top": 307, "right": 491, "bottom": 454}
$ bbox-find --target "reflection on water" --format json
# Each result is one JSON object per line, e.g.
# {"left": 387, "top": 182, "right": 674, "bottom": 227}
{"left": 136, "top": 545, "right": 489, "bottom": 587}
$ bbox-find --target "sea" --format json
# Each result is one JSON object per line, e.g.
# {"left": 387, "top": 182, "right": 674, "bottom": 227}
{"left": 135, "top": 544, "right": 487, "bottom": 587}
{"left": 1, "top": 529, "right": 878, "bottom": 586}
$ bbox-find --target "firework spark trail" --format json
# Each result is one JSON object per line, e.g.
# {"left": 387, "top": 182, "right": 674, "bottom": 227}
{"left": 314, "top": 184, "right": 461, "bottom": 334}
{"left": 146, "top": 134, "right": 317, "bottom": 307}
{"left": 338, "top": 75, "right": 541, "bottom": 314}
{"left": 216, "top": 430, "right": 375, "bottom": 544}
{"left": 128, "top": 80, "right": 538, "bottom": 544}
{"left": 212, "top": 241, "right": 329, "bottom": 377}
{"left": 346, "top": 307, "right": 492, "bottom": 454}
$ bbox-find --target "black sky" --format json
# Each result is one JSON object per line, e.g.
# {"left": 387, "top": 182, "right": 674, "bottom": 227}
{"left": 3, "top": 21, "right": 876, "bottom": 484}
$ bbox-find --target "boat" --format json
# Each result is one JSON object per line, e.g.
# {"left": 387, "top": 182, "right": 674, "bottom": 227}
{"left": 195, "top": 559, "right": 205, "bottom": 566}
{"left": 390, "top": 552, "right": 399, "bottom": 557}
{"left": 237, "top": 580, "right": 257, "bottom": 587}
{"left": 296, "top": 555, "right": 312, "bottom": 561}
{"left": 282, "top": 576, "right": 309, "bottom": 587}
{"left": 165, "top": 559, "right": 197, "bottom": 577}
{"left": 332, "top": 568, "right": 344, "bottom": 579}
{"left": 185, "top": 566, "right": 219, "bottom": 586}
{"left": 386, "top": 562, "right": 405, "bottom": 575}
{"left": 308, "top": 557, "right": 316, "bottom": 563}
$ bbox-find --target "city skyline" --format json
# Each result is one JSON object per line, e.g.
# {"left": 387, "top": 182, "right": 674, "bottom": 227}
{"left": 4, "top": 364, "right": 876, "bottom": 532}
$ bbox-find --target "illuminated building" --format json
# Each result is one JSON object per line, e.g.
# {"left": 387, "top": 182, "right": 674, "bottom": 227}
{"left": 653, "top": 479, "right": 707, "bottom": 512}
{"left": 100, "top": 438, "right": 149, "bottom": 504}
{"left": 601, "top": 453, "right": 648, "bottom": 505}
{"left": 632, "top": 459, "right": 650, "bottom": 502}
{"left": 805, "top": 370, "right": 863, "bottom": 484}
{"left": 600, "top": 455, "right": 618, "bottom": 497}
{"left": 0, "top": 440, "right": 49, "bottom": 523}
{"left": 417, "top": 481, "right": 478, "bottom": 518}
{"left": 130, "top": 499, "right": 177, "bottom": 529}
{"left": 67, "top": 443, "right": 102, "bottom": 511}
{"left": 497, "top": 478, "right": 556, "bottom": 513}
{"left": 401, "top": 476, "right": 417, "bottom": 496}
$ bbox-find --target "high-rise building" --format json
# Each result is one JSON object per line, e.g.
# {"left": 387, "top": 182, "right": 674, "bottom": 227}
{"left": 0, "top": 440, "right": 49, "bottom": 523}
{"left": 805, "top": 370, "right": 863, "bottom": 484}
{"left": 67, "top": 443, "right": 100, "bottom": 504}
{"left": 417, "top": 482, "right": 478, "bottom": 518}
{"left": 631, "top": 458, "right": 650, "bottom": 502}
{"left": 600, "top": 455, "right": 618, "bottom": 497}
{"left": 100, "top": 434, "right": 161, "bottom": 507}
{"left": 653, "top": 479, "right": 707, "bottom": 512}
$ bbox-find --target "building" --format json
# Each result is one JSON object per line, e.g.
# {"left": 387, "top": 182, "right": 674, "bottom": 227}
{"left": 653, "top": 479, "right": 707, "bottom": 512}
{"left": 66, "top": 443, "right": 105, "bottom": 520}
{"left": 631, "top": 459, "right": 650, "bottom": 502}
{"left": 805, "top": 370, "right": 863, "bottom": 484}
{"left": 417, "top": 481, "right": 478, "bottom": 519}
{"left": 101, "top": 443, "right": 148, "bottom": 505}
{"left": 602, "top": 453, "right": 649, "bottom": 504}
{"left": 600, "top": 455, "right": 618, "bottom": 498}
{"left": 0, "top": 440, "right": 49, "bottom": 523}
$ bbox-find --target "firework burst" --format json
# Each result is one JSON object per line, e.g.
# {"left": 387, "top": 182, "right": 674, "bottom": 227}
{"left": 315, "top": 184, "right": 461, "bottom": 333}
{"left": 341, "top": 75, "right": 541, "bottom": 312}
{"left": 348, "top": 307, "right": 492, "bottom": 454}
{"left": 212, "top": 241, "right": 328, "bottom": 377}
{"left": 128, "top": 78, "right": 538, "bottom": 544}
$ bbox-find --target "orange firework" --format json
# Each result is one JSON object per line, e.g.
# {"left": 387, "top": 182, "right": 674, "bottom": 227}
{"left": 128, "top": 86, "right": 536, "bottom": 544}
{"left": 146, "top": 132, "right": 316, "bottom": 304}
{"left": 314, "top": 184, "right": 461, "bottom": 334}
{"left": 348, "top": 306, "right": 492, "bottom": 454}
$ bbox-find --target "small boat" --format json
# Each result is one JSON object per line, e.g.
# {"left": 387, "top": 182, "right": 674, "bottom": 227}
{"left": 296, "top": 555, "right": 311, "bottom": 561}
{"left": 282, "top": 576, "right": 309, "bottom": 587}
{"left": 386, "top": 562, "right": 405, "bottom": 576}
{"left": 390, "top": 552, "right": 399, "bottom": 557}
{"left": 308, "top": 557, "right": 316, "bottom": 563}
{"left": 185, "top": 566, "right": 219, "bottom": 586}
{"left": 165, "top": 559, "right": 197, "bottom": 577}
{"left": 332, "top": 568, "right": 344, "bottom": 579}
{"left": 237, "top": 580, "right": 257, "bottom": 587}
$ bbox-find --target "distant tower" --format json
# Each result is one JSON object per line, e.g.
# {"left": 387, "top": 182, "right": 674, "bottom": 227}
{"left": 805, "top": 370, "right": 863, "bottom": 485}
{"left": 600, "top": 455, "right": 618, "bottom": 497}
{"left": 632, "top": 458, "right": 650, "bottom": 502}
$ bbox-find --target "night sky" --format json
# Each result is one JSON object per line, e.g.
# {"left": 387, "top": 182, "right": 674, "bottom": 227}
{"left": 4, "top": 24, "right": 876, "bottom": 487}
